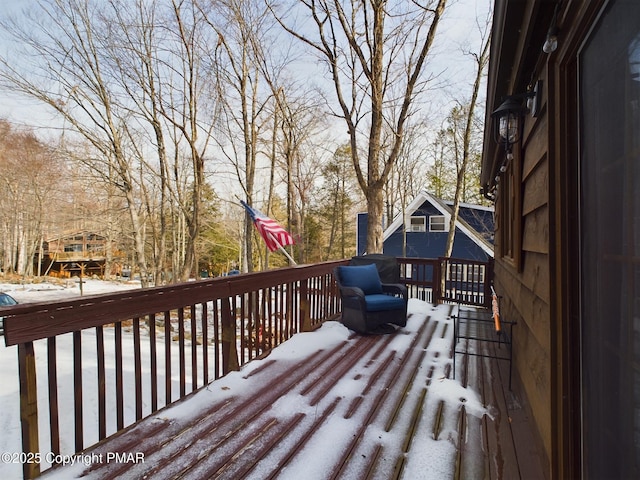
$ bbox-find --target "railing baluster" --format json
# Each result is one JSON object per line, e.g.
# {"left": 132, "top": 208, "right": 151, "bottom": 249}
{"left": 267, "top": 287, "right": 275, "bottom": 350}
{"left": 96, "top": 327, "right": 106, "bottom": 440}
{"left": 213, "top": 301, "right": 220, "bottom": 380}
{"left": 133, "top": 318, "right": 142, "bottom": 421}
{"left": 190, "top": 305, "right": 197, "bottom": 391}
{"left": 18, "top": 341, "right": 40, "bottom": 479}
{"left": 267, "top": 287, "right": 273, "bottom": 346}
{"left": 164, "top": 311, "right": 171, "bottom": 405}
{"left": 47, "top": 337, "right": 60, "bottom": 454}
{"left": 115, "top": 322, "right": 124, "bottom": 430}
{"left": 278, "top": 284, "right": 286, "bottom": 339}
{"left": 239, "top": 294, "right": 247, "bottom": 363}
{"left": 73, "top": 331, "right": 83, "bottom": 452}
{"left": 201, "top": 303, "right": 209, "bottom": 386}
{"left": 178, "top": 308, "right": 186, "bottom": 397}
{"left": 149, "top": 314, "right": 158, "bottom": 412}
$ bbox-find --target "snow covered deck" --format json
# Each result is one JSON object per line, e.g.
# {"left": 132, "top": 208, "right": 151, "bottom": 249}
{"left": 40, "top": 300, "right": 544, "bottom": 480}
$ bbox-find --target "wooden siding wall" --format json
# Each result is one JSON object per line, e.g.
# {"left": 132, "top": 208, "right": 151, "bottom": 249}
{"left": 494, "top": 62, "right": 552, "bottom": 471}
{"left": 486, "top": 2, "right": 614, "bottom": 477}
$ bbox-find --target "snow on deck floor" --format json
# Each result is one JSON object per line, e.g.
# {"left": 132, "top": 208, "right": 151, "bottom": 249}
{"left": 35, "top": 299, "right": 491, "bottom": 480}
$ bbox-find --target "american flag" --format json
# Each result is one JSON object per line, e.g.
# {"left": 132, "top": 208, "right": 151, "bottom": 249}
{"left": 240, "top": 201, "right": 295, "bottom": 252}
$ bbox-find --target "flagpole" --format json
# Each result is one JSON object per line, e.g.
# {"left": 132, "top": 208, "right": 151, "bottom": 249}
{"left": 266, "top": 231, "right": 297, "bottom": 265}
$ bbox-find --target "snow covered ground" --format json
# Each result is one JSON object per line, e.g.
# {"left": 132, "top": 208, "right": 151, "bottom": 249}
{"left": 0, "top": 279, "right": 143, "bottom": 479}
{"left": 0, "top": 277, "right": 142, "bottom": 305}
{"left": 0, "top": 280, "right": 487, "bottom": 479}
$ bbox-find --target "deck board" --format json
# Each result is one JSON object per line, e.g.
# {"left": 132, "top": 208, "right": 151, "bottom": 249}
{"left": 41, "top": 303, "right": 544, "bottom": 480}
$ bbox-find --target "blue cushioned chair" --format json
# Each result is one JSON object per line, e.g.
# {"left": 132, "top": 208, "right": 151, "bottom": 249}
{"left": 334, "top": 262, "right": 408, "bottom": 334}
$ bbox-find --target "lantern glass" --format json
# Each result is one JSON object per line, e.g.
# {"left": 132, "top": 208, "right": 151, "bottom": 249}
{"left": 498, "top": 112, "right": 519, "bottom": 144}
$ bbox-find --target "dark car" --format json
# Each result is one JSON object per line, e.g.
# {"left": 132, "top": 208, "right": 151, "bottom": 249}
{"left": 0, "top": 292, "right": 18, "bottom": 336}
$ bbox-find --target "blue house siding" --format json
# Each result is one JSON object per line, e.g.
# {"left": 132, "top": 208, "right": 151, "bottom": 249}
{"left": 356, "top": 213, "right": 368, "bottom": 255}
{"left": 383, "top": 227, "right": 491, "bottom": 261}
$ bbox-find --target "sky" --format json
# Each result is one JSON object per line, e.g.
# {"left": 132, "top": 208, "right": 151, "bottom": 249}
{"left": 0, "top": 279, "right": 489, "bottom": 479}
{"left": 0, "top": 0, "right": 493, "bottom": 131}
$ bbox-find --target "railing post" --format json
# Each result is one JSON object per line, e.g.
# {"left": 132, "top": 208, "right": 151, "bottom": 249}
{"left": 18, "top": 342, "right": 40, "bottom": 479}
{"left": 433, "top": 259, "right": 442, "bottom": 305}
{"left": 485, "top": 258, "right": 495, "bottom": 308}
{"left": 221, "top": 297, "right": 239, "bottom": 374}
{"left": 300, "top": 279, "right": 311, "bottom": 332}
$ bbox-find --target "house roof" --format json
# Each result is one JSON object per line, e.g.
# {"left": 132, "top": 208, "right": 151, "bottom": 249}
{"left": 45, "top": 230, "right": 106, "bottom": 243}
{"left": 383, "top": 190, "right": 494, "bottom": 257}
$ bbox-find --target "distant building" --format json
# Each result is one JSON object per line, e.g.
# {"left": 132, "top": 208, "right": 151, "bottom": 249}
{"left": 38, "top": 231, "right": 118, "bottom": 278}
{"left": 356, "top": 190, "right": 494, "bottom": 261}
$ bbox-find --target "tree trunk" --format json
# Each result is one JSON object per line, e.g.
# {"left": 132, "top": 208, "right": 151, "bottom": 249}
{"left": 366, "top": 185, "right": 384, "bottom": 254}
{"left": 444, "top": 28, "right": 491, "bottom": 258}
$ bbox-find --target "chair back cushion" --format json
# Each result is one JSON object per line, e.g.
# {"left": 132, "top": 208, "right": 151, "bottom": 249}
{"left": 337, "top": 264, "right": 383, "bottom": 295}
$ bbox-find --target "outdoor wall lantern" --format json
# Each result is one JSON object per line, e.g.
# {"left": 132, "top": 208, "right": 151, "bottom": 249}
{"left": 491, "top": 81, "right": 542, "bottom": 157}
{"left": 491, "top": 96, "right": 524, "bottom": 186}
{"left": 492, "top": 96, "right": 526, "bottom": 153}
{"left": 487, "top": 81, "right": 542, "bottom": 199}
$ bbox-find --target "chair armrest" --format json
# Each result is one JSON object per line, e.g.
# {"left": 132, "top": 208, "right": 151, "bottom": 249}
{"left": 338, "top": 286, "right": 367, "bottom": 312}
{"left": 381, "top": 283, "right": 407, "bottom": 298}
{"left": 339, "top": 286, "right": 366, "bottom": 298}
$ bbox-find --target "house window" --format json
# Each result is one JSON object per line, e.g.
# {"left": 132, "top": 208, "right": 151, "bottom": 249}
{"left": 498, "top": 149, "right": 522, "bottom": 269}
{"left": 429, "top": 215, "right": 447, "bottom": 232}
{"left": 408, "top": 216, "right": 426, "bottom": 232}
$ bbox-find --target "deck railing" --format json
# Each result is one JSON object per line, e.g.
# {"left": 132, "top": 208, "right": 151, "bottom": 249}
{"left": 397, "top": 256, "right": 493, "bottom": 308}
{"left": 1, "top": 256, "right": 491, "bottom": 478}
{"left": 438, "top": 257, "right": 494, "bottom": 307}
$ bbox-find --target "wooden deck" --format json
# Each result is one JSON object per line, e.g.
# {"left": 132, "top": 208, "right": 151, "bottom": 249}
{"left": 40, "top": 302, "right": 545, "bottom": 480}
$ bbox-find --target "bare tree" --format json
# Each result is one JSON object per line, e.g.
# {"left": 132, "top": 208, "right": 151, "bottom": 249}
{"left": 0, "top": 0, "right": 225, "bottom": 283}
{"left": 0, "top": 0, "right": 155, "bottom": 284}
{"left": 162, "top": 0, "right": 221, "bottom": 280}
{"left": 105, "top": 0, "right": 173, "bottom": 284}
{"left": 319, "top": 143, "right": 361, "bottom": 260}
{"left": 273, "top": 88, "right": 327, "bottom": 264}
{"left": 106, "top": 0, "right": 219, "bottom": 282}
{"left": 0, "top": 122, "right": 60, "bottom": 276}
{"left": 384, "top": 122, "right": 428, "bottom": 257}
{"left": 270, "top": 0, "right": 447, "bottom": 253}
{"left": 426, "top": 128, "right": 456, "bottom": 200}
{"left": 443, "top": 24, "right": 491, "bottom": 257}
{"left": 200, "top": 0, "right": 276, "bottom": 272}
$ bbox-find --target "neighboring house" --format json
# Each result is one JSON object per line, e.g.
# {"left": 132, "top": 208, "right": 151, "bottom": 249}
{"left": 356, "top": 190, "right": 494, "bottom": 261}
{"left": 482, "top": 1, "right": 639, "bottom": 478}
{"left": 38, "top": 231, "right": 117, "bottom": 278}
